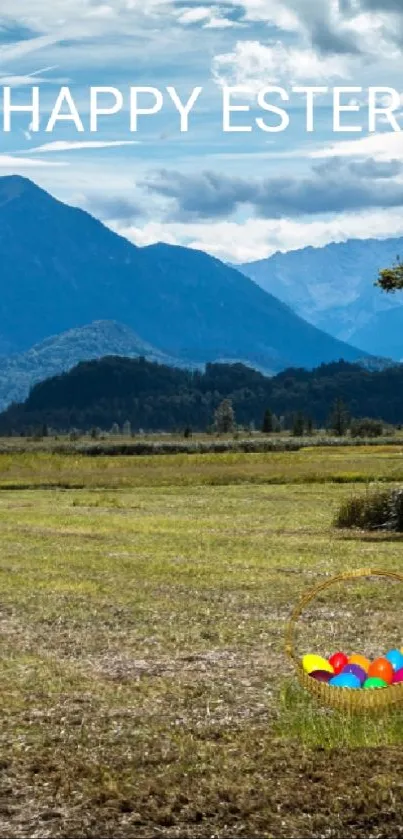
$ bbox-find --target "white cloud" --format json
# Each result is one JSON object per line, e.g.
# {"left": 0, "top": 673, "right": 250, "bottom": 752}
{"left": 25, "top": 140, "right": 140, "bottom": 153}
{"left": 0, "top": 73, "right": 66, "bottom": 85}
{"left": 84, "top": 4, "right": 116, "bottom": 19}
{"left": 0, "top": 1, "right": 171, "bottom": 42}
{"left": 227, "top": 0, "right": 300, "bottom": 28}
{"left": 204, "top": 16, "right": 237, "bottom": 29}
{"left": 311, "top": 132, "right": 403, "bottom": 161}
{"left": 113, "top": 207, "right": 403, "bottom": 262}
{"left": 177, "top": 5, "right": 237, "bottom": 29}
{"left": 177, "top": 7, "right": 212, "bottom": 25}
{"left": 0, "top": 62, "right": 67, "bottom": 86}
{"left": 0, "top": 154, "right": 67, "bottom": 168}
{"left": 0, "top": 33, "right": 62, "bottom": 64}
{"left": 212, "top": 40, "right": 353, "bottom": 90}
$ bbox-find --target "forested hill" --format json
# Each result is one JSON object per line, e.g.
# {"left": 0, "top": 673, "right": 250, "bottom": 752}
{"left": 1, "top": 356, "right": 403, "bottom": 434}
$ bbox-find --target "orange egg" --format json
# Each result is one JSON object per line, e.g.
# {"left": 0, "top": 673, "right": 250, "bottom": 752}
{"left": 348, "top": 654, "right": 370, "bottom": 673}
{"left": 368, "top": 657, "right": 394, "bottom": 685}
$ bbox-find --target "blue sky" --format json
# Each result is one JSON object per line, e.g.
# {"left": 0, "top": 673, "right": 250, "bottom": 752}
{"left": 2, "top": 0, "right": 403, "bottom": 261}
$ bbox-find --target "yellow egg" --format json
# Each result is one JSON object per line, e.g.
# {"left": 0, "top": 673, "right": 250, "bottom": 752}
{"left": 302, "top": 654, "right": 334, "bottom": 675}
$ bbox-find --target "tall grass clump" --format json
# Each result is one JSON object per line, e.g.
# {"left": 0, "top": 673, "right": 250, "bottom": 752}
{"left": 335, "top": 486, "right": 403, "bottom": 531}
{"left": 275, "top": 680, "right": 403, "bottom": 748}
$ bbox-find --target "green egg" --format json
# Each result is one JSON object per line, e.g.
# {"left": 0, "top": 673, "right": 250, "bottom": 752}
{"left": 363, "top": 677, "right": 388, "bottom": 690}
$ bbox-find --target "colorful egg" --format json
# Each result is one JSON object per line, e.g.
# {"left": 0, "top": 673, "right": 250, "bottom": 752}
{"left": 385, "top": 649, "right": 403, "bottom": 673}
{"left": 329, "top": 652, "right": 349, "bottom": 675}
{"left": 368, "top": 657, "right": 394, "bottom": 685}
{"left": 348, "top": 654, "right": 370, "bottom": 673}
{"left": 392, "top": 667, "right": 403, "bottom": 684}
{"left": 302, "top": 654, "right": 334, "bottom": 675}
{"left": 329, "top": 673, "right": 361, "bottom": 688}
{"left": 309, "top": 669, "right": 332, "bottom": 683}
{"left": 363, "top": 677, "right": 388, "bottom": 690}
{"left": 341, "top": 663, "right": 367, "bottom": 684}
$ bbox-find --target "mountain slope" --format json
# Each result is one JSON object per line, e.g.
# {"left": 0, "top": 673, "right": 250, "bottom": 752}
{"left": 0, "top": 320, "right": 192, "bottom": 411}
{"left": 0, "top": 175, "right": 368, "bottom": 371}
{"left": 351, "top": 309, "right": 403, "bottom": 362}
{"left": 235, "top": 238, "right": 403, "bottom": 358}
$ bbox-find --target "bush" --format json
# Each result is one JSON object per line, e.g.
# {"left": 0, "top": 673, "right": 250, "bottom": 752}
{"left": 350, "top": 418, "right": 384, "bottom": 438}
{"left": 335, "top": 487, "right": 403, "bottom": 531}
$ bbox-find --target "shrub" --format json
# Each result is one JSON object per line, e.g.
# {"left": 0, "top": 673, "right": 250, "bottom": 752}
{"left": 335, "top": 487, "right": 403, "bottom": 531}
{"left": 350, "top": 418, "right": 384, "bottom": 438}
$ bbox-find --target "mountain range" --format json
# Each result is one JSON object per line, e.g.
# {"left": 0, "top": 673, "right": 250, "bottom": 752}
{"left": 0, "top": 320, "right": 195, "bottom": 412}
{"left": 235, "top": 239, "right": 403, "bottom": 361}
{"left": 0, "top": 175, "right": 368, "bottom": 386}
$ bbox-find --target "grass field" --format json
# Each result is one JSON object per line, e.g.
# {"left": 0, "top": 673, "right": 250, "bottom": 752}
{"left": 2, "top": 445, "right": 403, "bottom": 837}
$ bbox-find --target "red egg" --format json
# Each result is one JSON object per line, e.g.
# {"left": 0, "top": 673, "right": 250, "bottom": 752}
{"left": 368, "top": 657, "right": 394, "bottom": 685}
{"left": 329, "top": 652, "right": 349, "bottom": 675}
{"left": 392, "top": 667, "right": 403, "bottom": 684}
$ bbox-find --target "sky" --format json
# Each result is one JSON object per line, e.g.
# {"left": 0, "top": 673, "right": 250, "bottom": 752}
{"left": 2, "top": 0, "right": 403, "bottom": 262}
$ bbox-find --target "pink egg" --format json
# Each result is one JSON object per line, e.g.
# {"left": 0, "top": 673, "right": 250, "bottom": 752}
{"left": 392, "top": 667, "right": 403, "bottom": 684}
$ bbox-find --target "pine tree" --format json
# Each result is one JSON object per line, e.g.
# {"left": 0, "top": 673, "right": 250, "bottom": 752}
{"left": 329, "top": 398, "right": 349, "bottom": 436}
{"left": 262, "top": 408, "right": 273, "bottom": 433}
{"left": 123, "top": 420, "right": 131, "bottom": 436}
{"left": 292, "top": 411, "right": 305, "bottom": 437}
{"left": 214, "top": 398, "right": 235, "bottom": 433}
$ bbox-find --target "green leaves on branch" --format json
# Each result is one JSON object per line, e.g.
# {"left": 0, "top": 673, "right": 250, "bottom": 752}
{"left": 377, "top": 256, "right": 403, "bottom": 293}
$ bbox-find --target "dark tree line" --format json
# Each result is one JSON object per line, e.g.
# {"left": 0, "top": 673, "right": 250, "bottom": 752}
{"left": 0, "top": 355, "right": 402, "bottom": 435}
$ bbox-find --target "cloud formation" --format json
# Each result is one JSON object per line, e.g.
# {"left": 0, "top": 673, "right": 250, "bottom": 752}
{"left": 0, "top": 154, "right": 66, "bottom": 167}
{"left": 143, "top": 158, "right": 403, "bottom": 219}
{"left": 3, "top": 0, "right": 403, "bottom": 264}
{"left": 26, "top": 140, "right": 140, "bottom": 153}
{"left": 115, "top": 207, "right": 403, "bottom": 262}
{"left": 84, "top": 192, "right": 144, "bottom": 221}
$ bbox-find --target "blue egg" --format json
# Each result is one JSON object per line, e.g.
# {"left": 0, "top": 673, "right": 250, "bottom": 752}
{"left": 385, "top": 649, "right": 403, "bottom": 672}
{"left": 329, "top": 673, "right": 361, "bottom": 689}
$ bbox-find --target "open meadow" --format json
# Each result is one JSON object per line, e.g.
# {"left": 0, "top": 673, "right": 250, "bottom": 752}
{"left": 2, "top": 445, "right": 403, "bottom": 838}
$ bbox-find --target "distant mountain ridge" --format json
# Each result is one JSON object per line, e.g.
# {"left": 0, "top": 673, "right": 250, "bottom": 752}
{"left": 0, "top": 175, "right": 369, "bottom": 374}
{"left": 0, "top": 320, "right": 194, "bottom": 412}
{"left": 235, "top": 238, "right": 403, "bottom": 360}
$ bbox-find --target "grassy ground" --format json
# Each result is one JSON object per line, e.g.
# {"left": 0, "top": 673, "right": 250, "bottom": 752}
{"left": 2, "top": 447, "right": 403, "bottom": 837}
{"left": 1, "top": 444, "right": 403, "bottom": 488}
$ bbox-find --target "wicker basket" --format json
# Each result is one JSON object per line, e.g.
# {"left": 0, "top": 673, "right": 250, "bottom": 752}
{"left": 285, "top": 568, "right": 403, "bottom": 711}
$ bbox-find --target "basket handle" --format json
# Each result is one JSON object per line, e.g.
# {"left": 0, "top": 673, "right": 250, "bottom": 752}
{"left": 285, "top": 567, "right": 403, "bottom": 665}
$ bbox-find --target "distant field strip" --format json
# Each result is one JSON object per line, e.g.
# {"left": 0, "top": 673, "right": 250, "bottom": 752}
{"left": 0, "top": 447, "right": 403, "bottom": 489}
